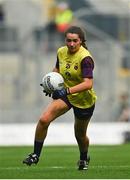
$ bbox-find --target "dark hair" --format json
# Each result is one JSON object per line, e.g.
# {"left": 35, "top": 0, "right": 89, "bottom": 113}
{"left": 64, "top": 26, "right": 88, "bottom": 50}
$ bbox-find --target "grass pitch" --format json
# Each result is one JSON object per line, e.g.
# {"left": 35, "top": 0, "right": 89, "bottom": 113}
{"left": 0, "top": 144, "right": 130, "bottom": 179}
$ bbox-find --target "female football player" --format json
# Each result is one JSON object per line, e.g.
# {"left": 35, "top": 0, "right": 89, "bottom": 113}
{"left": 23, "top": 26, "right": 97, "bottom": 170}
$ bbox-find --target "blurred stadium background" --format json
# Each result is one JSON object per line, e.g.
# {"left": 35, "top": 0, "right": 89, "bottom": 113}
{"left": 0, "top": 0, "right": 130, "bottom": 145}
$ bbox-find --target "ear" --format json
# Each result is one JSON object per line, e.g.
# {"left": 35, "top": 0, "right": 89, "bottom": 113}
{"left": 80, "top": 40, "right": 82, "bottom": 44}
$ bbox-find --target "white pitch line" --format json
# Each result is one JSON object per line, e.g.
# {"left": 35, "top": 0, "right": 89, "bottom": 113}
{"left": 90, "top": 165, "right": 130, "bottom": 169}
{"left": 0, "top": 166, "right": 65, "bottom": 170}
{"left": 0, "top": 165, "right": 130, "bottom": 170}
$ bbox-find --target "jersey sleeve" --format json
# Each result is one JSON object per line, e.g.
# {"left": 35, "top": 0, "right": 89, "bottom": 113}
{"left": 81, "top": 56, "right": 94, "bottom": 78}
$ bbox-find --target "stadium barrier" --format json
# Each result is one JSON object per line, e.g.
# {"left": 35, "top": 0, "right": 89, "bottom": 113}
{"left": 0, "top": 122, "right": 130, "bottom": 146}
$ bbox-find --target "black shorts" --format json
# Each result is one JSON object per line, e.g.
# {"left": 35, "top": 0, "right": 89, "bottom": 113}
{"left": 60, "top": 97, "right": 95, "bottom": 120}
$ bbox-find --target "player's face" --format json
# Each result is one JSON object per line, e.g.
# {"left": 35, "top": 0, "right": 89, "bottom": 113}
{"left": 65, "top": 33, "right": 82, "bottom": 54}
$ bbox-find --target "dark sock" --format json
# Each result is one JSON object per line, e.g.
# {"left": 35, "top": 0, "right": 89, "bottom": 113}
{"left": 34, "top": 140, "right": 44, "bottom": 157}
{"left": 80, "top": 151, "right": 88, "bottom": 161}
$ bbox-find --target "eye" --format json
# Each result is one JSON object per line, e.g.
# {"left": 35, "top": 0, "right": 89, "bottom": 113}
{"left": 66, "top": 39, "right": 78, "bottom": 43}
{"left": 73, "top": 39, "right": 78, "bottom": 43}
{"left": 66, "top": 39, "right": 71, "bottom": 42}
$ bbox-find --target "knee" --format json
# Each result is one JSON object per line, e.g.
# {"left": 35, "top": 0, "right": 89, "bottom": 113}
{"left": 39, "top": 112, "right": 50, "bottom": 127}
{"left": 75, "top": 132, "right": 86, "bottom": 142}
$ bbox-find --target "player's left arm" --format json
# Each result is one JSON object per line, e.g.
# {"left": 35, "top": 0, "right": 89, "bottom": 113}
{"left": 69, "top": 56, "right": 94, "bottom": 94}
{"left": 69, "top": 78, "right": 93, "bottom": 94}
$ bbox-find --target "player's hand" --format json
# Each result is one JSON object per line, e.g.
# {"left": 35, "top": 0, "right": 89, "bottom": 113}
{"left": 43, "top": 90, "right": 52, "bottom": 97}
{"left": 52, "top": 88, "right": 70, "bottom": 99}
{"left": 40, "top": 84, "right": 52, "bottom": 97}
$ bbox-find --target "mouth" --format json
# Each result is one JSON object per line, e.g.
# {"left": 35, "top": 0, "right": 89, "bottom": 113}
{"left": 68, "top": 47, "right": 76, "bottom": 53}
{"left": 69, "top": 46, "right": 75, "bottom": 50}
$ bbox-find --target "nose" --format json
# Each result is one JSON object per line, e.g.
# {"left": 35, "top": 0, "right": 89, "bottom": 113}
{"left": 70, "top": 41, "right": 74, "bottom": 46}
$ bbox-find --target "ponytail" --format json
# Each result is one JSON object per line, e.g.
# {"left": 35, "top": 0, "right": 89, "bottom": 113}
{"left": 82, "top": 41, "right": 88, "bottom": 50}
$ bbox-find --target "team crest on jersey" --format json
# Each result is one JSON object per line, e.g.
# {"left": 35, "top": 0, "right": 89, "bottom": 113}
{"left": 66, "top": 63, "right": 70, "bottom": 69}
{"left": 74, "top": 63, "right": 78, "bottom": 70}
{"left": 65, "top": 71, "right": 71, "bottom": 77}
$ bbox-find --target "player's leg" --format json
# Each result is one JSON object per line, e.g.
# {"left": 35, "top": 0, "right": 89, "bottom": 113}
{"left": 74, "top": 116, "right": 91, "bottom": 170}
{"left": 35, "top": 98, "right": 70, "bottom": 141}
{"left": 73, "top": 104, "right": 95, "bottom": 170}
{"left": 23, "top": 99, "right": 70, "bottom": 165}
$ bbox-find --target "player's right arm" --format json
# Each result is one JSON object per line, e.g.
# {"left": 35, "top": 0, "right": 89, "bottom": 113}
{"left": 53, "top": 56, "right": 59, "bottom": 73}
{"left": 53, "top": 67, "right": 59, "bottom": 72}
